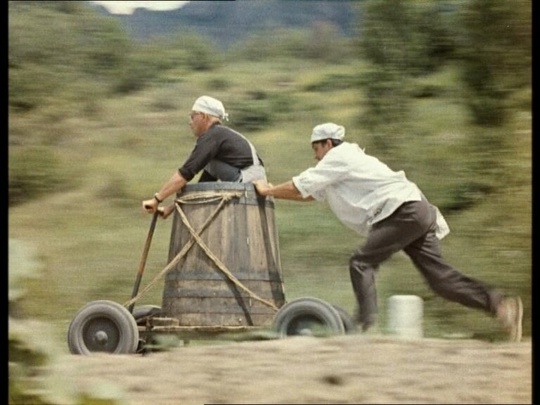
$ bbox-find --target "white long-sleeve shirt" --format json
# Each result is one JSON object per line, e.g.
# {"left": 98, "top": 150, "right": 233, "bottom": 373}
{"left": 292, "top": 142, "right": 449, "bottom": 238}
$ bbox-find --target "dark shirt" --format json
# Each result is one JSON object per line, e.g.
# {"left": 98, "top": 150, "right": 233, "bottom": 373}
{"left": 178, "top": 124, "right": 263, "bottom": 182}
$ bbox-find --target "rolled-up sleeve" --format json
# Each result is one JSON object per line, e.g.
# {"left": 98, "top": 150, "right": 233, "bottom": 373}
{"left": 292, "top": 155, "right": 348, "bottom": 201}
{"left": 292, "top": 170, "right": 323, "bottom": 200}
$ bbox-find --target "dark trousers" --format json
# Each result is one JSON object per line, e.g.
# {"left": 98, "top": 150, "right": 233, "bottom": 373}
{"left": 349, "top": 198, "right": 503, "bottom": 328}
{"left": 200, "top": 159, "right": 242, "bottom": 182}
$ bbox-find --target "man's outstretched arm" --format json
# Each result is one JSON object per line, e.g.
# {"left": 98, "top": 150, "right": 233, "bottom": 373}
{"left": 253, "top": 180, "right": 314, "bottom": 202}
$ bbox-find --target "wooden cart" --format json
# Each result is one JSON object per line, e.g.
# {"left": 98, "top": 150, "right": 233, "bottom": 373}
{"left": 67, "top": 183, "right": 355, "bottom": 355}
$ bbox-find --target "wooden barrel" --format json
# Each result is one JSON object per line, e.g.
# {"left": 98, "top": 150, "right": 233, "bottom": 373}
{"left": 161, "top": 182, "right": 286, "bottom": 327}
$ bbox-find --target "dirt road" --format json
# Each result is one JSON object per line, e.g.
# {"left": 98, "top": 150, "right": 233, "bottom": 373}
{"left": 62, "top": 334, "right": 531, "bottom": 404}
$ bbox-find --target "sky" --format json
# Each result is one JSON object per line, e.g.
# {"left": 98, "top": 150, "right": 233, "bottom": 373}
{"left": 91, "top": 1, "right": 189, "bottom": 15}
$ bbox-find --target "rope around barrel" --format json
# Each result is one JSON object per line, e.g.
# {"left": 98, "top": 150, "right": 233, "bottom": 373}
{"left": 123, "top": 190, "right": 279, "bottom": 311}
{"left": 175, "top": 196, "right": 280, "bottom": 311}
{"left": 123, "top": 191, "right": 240, "bottom": 309}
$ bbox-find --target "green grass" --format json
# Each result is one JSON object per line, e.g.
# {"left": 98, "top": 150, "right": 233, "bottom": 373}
{"left": 9, "top": 59, "right": 531, "bottom": 349}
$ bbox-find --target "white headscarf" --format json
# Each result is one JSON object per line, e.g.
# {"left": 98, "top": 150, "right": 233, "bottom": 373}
{"left": 191, "top": 95, "right": 229, "bottom": 121}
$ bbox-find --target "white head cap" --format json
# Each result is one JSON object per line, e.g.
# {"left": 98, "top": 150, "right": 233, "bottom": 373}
{"left": 310, "top": 123, "right": 345, "bottom": 143}
{"left": 191, "top": 95, "right": 229, "bottom": 121}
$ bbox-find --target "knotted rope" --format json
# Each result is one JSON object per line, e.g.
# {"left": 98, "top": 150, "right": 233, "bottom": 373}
{"left": 124, "top": 190, "right": 279, "bottom": 311}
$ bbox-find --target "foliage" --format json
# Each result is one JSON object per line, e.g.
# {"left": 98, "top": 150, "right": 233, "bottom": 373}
{"left": 457, "top": 0, "right": 531, "bottom": 127}
{"left": 356, "top": 0, "right": 531, "bottom": 213}
{"left": 112, "top": 50, "right": 165, "bottom": 94}
{"left": 9, "top": 146, "right": 76, "bottom": 207}
{"left": 358, "top": 0, "right": 412, "bottom": 134}
{"left": 361, "top": 0, "right": 456, "bottom": 76}
{"left": 233, "top": 95, "right": 274, "bottom": 132}
{"left": 159, "top": 31, "right": 223, "bottom": 72}
{"left": 303, "top": 73, "right": 361, "bottom": 92}
{"left": 229, "top": 26, "right": 356, "bottom": 62}
{"left": 358, "top": 68, "right": 411, "bottom": 136}
{"left": 357, "top": 0, "right": 530, "bottom": 130}
{"left": 8, "top": 3, "right": 222, "bottom": 107}
{"left": 9, "top": 1, "right": 131, "bottom": 111}
{"left": 9, "top": 239, "right": 126, "bottom": 405}
{"left": 358, "top": 0, "right": 460, "bottom": 137}
{"left": 232, "top": 90, "right": 298, "bottom": 132}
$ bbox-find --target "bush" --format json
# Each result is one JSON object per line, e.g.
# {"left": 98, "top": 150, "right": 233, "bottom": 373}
{"left": 303, "top": 73, "right": 361, "bottom": 92}
{"left": 230, "top": 91, "right": 297, "bottom": 132}
{"left": 9, "top": 64, "right": 60, "bottom": 112}
{"left": 206, "top": 77, "right": 231, "bottom": 91}
{"left": 229, "top": 27, "right": 356, "bottom": 63}
{"left": 232, "top": 98, "right": 273, "bottom": 132}
{"left": 112, "top": 53, "right": 161, "bottom": 94}
{"left": 441, "top": 181, "right": 494, "bottom": 212}
{"left": 9, "top": 239, "right": 126, "bottom": 404}
{"left": 9, "top": 2, "right": 131, "bottom": 109}
{"left": 9, "top": 146, "right": 75, "bottom": 207}
{"left": 167, "top": 31, "right": 222, "bottom": 72}
{"left": 465, "top": 91, "right": 508, "bottom": 127}
{"left": 95, "top": 176, "right": 135, "bottom": 207}
{"left": 358, "top": 68, "right": 411, "bottom": 133}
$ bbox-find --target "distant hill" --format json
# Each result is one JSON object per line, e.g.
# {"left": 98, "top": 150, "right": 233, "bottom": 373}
{"left": 89, "top": 0, "right": 360, "bottom": 47}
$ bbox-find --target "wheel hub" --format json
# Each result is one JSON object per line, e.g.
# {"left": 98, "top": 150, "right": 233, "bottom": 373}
{"left": 93, "top": 330, "right": 109, "bottom": 346}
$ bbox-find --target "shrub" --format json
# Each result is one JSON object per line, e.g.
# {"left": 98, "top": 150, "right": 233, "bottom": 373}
{"left": 230, "top": 90, "right": 299, "bottom": 132}
{"left": 303, "top": 73, "right": 361, "bottom": 92}
{"left": 232, "top": 99, "right": 273, "bottom": 132}
{"left": 9, "top": 146, "right": 75, "bottom": 206}
{"left": 9, "top": 239, "right": 126, "bottom": 404}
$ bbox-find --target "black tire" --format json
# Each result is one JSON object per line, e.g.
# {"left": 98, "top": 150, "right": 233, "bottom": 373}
{"left": 273, "top": 297, "right": 345, "bottom": 338}
{"left": 67, "top": 300, "right": 139, "bottom": 355}
{"left": 132, "top": 305, "right": 162, "bottom": 325}
{"left": 332, "top": 305, "right": 358, "bottom": 334}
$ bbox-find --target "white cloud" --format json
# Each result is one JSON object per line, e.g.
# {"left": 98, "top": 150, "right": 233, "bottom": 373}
{"left": 91, "top": 1, "right": 189, "bottom": 15}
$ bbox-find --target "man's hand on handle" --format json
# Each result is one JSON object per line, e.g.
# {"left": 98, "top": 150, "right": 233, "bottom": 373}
{"left": 142, "top": 198, "right": 175, "bottom": 220}
{"left": 142, "top": 197, "right": 159, "bottom": 213}
{"left": 158, "top": 204, "right": 175, "bottom": 219}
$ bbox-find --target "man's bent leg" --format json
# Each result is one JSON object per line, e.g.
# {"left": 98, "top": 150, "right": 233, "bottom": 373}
{"left": 203, "top": 159, "right": 242, "bottom": 182}
{"left": 404, "top": 227, "right": 503, "bottom": 313}
{"left": 349, "top": 200, "right": 433, "bottom": 331}
{"left": 403, "top": 228, "right": 523, "bottom": 341}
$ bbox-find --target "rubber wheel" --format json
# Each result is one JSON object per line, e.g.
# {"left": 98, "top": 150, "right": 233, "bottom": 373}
{"left": 67, "top": 300, "right": 139, "bottom": 355}
{"left": 132, "top": 305, "right": 162, "bottom": 325}
{"left": 273, "top": 297, "right": 345, "bottom": 338}
{"left": 332, "top": 305, "right": 358, "bottom": 334}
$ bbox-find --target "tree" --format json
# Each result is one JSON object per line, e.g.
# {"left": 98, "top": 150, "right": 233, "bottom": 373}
{"left": 9, "top": 1, "right": 130, "bottom": 111}
{"left": 358, "top": 0, "right": 416, "bottom": 137}
{"left": 458, "top": 0, "right": 531, "bottom": 126}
